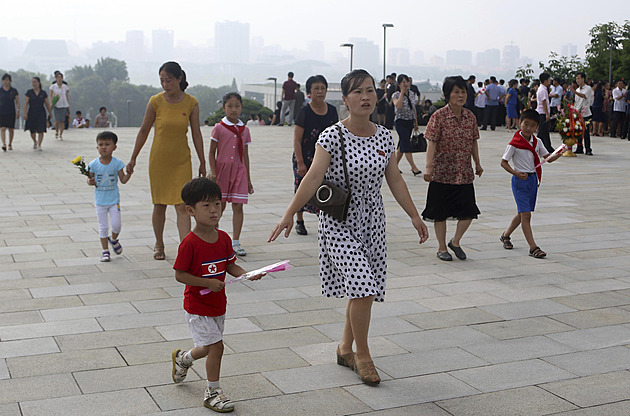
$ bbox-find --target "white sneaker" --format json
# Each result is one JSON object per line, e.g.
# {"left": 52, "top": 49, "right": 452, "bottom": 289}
{"left": 233, "top": 243, "right": 246, "bottom": 257}
{"left": 171, "top": 349, "right": 192, "bottom": 383}
{"left": 203, "top": 387, "right": 234, "bottom": 413}
{"left": 99, "top": 251, "right": 111, "bottom": 262}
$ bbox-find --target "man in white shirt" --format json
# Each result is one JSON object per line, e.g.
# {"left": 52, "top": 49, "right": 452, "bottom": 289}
{"left": 549, "top": 78, "right": 563, "bottom": 116}
{"left": 475, "top": 81, "right": 487, "bottom": 127}
{"left": 610, "top": 80, "right": 627, "bottom": 138}
{"left": 570, "top": 72, "right": 594, "bottom": 155}
{"left": 536, "top": 73, "right": 554, "bottom": 152}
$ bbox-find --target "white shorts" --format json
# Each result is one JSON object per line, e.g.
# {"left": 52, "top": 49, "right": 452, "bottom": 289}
{"left": 186, "top": 312, "right": 225, "bottom": 347}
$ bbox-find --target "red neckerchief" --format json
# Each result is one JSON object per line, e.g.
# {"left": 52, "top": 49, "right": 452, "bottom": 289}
{"left": 509, "top": 130, "right": 542, "bottom": 183}
{"left": 219, "top": 120, "right": 245, "bottom": 161}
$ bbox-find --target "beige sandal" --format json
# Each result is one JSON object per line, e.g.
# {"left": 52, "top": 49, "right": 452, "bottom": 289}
{"left": 153, "top": 245, "right": 165, "bottom": 260}
{"left": 354, "top": 354, "right": 380, "bottom": 386}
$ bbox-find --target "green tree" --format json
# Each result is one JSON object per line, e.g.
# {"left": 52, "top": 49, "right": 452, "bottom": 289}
{"left": 584, "top": 21, "right": 630, "bottom": 81}
{"left": 538, "top": 52, "right": 586, "bottom": 82}
{"left": 94, "top": 57, "right": 129, "bottom": 85}
{"left": 67, "top": 65, "right": 94, "bottom": 82}
{"left": 72, "top": 74, "right": 108, "bottom": 120}
{"left": 108, "top": 81, "right": 159, "bottom": 127}
{"left": 188, "top": 84, "right": 232, "bottom": 121}
{"left": 515, "top": 64, "right": 534, "bottom": 80}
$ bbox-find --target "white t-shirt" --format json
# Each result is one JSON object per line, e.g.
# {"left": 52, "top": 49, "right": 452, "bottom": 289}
{"left": 536, "top": 85, "right": 549, "bottom": 115}
{"left": 502, "top": 132, "right": 549, "bottom": 173}
{"left": 550, "top": 85, "right": 563, "bottom": 108}
{"left": 72, "top": 118, "right": 86, "bottom": 128}
{"left": 613, "top": 87, "right": 628, "bottom": 112}
{"left": 475, "top": 87, "right": 486, "bottom": 108}
{"left": 575, "top": 85, "right": 593, "bottom": 117}
{"left": 49, "top": 83, "right": 69, "bottom": 108}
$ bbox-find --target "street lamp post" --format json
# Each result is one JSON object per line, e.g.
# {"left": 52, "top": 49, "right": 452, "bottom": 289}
{"left": 608, "top": 34, "right": 622, "bottom": 85}
{"left": 126, "top": 100, "right": 131, "bottom": 127}
{"left": 340, "top": 43, "right": 354, "bottom": 72}
{"left": 267, "top": 77, "right": 277, "bottom": 111}
{"left": 382, "top": 23, "right": 394, "bottom": 80}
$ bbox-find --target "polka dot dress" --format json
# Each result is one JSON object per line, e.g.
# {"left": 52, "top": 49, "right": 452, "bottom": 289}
{"left": 316, "top": 122, "right": 395, "bottom": 302}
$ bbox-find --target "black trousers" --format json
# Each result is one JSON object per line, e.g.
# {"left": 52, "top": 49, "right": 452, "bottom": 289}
{"left": 621, "top": 113, "right": 630, "bottom": 139}
{"left": 537, "top": 114, "right": 554, "bottom": 153}
{"left": 611, "top": 111, "right": 625, "bottom": 137}
{"left": 576, "top": 116, "right": 592, "bottom": 153}
{"left": 475, "top": 107, "right": 485, "bottom": 126}
{"left": 482, "top": 105, "right": 498, "bottom": 130}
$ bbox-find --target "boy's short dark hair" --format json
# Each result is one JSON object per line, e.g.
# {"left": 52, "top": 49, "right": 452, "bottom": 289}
{"left": 96, "top": 131, "right": 118, "bottom": 144}
{"left": 181, "top": 177, "right": 222, "bottom": 207}
{"left": 76, "top": 111, "right": 82, "bottom": 115}
{"left": 520, "top": 109, "right": 539, "bottom": 125}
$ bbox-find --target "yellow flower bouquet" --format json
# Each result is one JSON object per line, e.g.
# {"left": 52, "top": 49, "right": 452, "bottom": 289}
{"left": 72, "top": 156, "right": 95, "bottom": 187}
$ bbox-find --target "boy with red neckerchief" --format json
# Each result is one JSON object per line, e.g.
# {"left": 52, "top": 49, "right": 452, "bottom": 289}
{"left": 499, "top": 109, "right": 562, "bottom": 259}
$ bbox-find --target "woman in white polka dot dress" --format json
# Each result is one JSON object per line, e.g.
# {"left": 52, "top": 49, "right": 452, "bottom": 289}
{"left": 269, "top": 70, "right": 429, "bottom": 386}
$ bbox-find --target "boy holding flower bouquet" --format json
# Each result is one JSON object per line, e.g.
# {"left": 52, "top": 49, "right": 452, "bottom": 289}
{"left": 499, "top": 110, "right": 562, "bottom": 259}
{"left": 87, "top": 131, "right": 132, "bottom": 262}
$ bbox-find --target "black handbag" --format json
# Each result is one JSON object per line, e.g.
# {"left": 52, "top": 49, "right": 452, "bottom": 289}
{"left": 307, "top": 124, "right": 351, "bottom": 222}
{"left": 410, "top": 129, "right": 427, "bottom": 153}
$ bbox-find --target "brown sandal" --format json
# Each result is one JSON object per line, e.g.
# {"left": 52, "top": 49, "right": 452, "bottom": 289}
{"left": 153, "top": 245, "right": 165, "bottom": 260}
{"left": 354, "top": 354, "right": 380, "bottom": 386}
{"left": 500, "top": 233, "right": 513, "bottom": 249}
{"left": 336, "top": 346, "right": 355, "bottom": 369}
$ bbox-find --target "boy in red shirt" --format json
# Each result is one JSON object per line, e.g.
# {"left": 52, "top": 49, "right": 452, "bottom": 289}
{"left": 171, "top": 177, "right": 263, "bottom": 412}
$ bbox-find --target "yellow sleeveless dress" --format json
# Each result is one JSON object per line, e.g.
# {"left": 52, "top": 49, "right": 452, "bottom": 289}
{"left": 148, "top": 93, "right": 198, "bottom": 205}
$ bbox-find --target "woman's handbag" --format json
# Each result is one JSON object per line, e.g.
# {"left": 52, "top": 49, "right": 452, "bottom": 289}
{"left": 307, "top": 124, "right": 351, "bottom": 222}
{"left": 410, "top": 128, "right": 427, "bottom": 153}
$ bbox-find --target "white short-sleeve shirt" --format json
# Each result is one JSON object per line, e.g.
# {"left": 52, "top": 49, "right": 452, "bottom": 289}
{"left": 49, "top": 83, "right": 69, "bottom": 108}
{"left": 502, "top": 132, "right": 549, "bottom": 173}
{"left": 613, "top": 87, "right": 628, "bottom": 112}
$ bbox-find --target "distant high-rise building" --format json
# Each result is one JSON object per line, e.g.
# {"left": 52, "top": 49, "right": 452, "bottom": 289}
{"left": 502, "top": 43, "right": 520, "bottom": 69}
{"left": 476, "top": 48, "right": 501, "bottom": 69}
{"left": 349, "top": 37, "right": 379, "bottom": 77}
{"left": 388, "top": 48, "right": 409, "bottom": 66}
{"left": 561, "top": 43, "right": 578, "bottom": 57}
{"left": 215, "top": 21, "right": 250, "bottom": 64}
{"left": 250, "top": 36, "right": 264, "bottom": 62}
{"left": 152, "top": 29, "right": 174, "bottom": 62}
{"left": 125, "top": 30, "right": 144, "bottom": 61}
{"left": 412, "top": 50, "right": 425, "bottom": 65}
{"left": 430, "top": 55, "right": 445, "bottom": 66}
{"left": 446, "top": 49, "right": 472, "bottom": 66}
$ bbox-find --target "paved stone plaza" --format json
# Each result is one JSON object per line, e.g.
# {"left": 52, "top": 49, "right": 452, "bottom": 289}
{"left": 0, "top": 124, "right": 629, "bottom": 416}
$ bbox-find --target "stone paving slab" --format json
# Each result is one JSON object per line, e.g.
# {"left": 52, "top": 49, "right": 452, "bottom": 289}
{"left": 436, "top": 385, "right": 578, "bottom": 416}
{"left": 540, "top": 371, "right": 630, "bottom": 408}
{"left": 7, "top": 348, "right": 127, "bottom": 378}
{"left": 1, "top": 126, "right": 630, "bottom": 414}
{"left": 19, "top": 389, "right": 161, "bottom": 416}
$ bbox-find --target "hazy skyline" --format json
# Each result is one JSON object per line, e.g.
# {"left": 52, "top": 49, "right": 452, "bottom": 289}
{"left": 5, "top": 0, "right": 625, "bottom": 65}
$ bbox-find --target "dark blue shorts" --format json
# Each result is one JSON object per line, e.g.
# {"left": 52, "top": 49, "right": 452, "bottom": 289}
{"left": 512, "top": 174, "right": 538, "bottom": 213}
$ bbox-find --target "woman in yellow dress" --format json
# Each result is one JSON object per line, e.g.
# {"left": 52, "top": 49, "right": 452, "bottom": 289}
{"left": 127, "top": 61, "right": 206, "bottom": 260}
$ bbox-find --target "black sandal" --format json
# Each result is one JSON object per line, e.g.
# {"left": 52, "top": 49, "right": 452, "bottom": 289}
{"left": 412, "top": 169, "right": 422, "bottom": 176}
{"left": 500, "top": 233, "right": 513, "bottom": 249}
{"left": 529, "top": 246, "right": 546, "bottom": 259}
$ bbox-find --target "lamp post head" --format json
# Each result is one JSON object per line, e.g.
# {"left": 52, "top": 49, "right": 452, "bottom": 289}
{"left": 267, "top": 77, "right": 277, "bottom": 81}
{"left": 340, "top": 43, "right": 354, "bottom": 48}
{"left": 382, "top": 23, "right": 394, "bottom": 28}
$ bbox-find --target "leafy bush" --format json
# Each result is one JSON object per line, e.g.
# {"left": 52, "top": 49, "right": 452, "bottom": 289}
{"left": 207, "top": 98, "right": 273, "bottom": 125}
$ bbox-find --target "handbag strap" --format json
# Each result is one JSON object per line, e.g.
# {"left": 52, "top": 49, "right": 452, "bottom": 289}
{"left": 336, "top": 123, "right": 351, "bottom": 196}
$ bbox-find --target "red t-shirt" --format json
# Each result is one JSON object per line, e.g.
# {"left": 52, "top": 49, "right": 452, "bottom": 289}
{"left": 283, "top": 79, "right": 297, "bottom": 100}
{"left": 173, "top": 230, "right": 236, "bottom": 317}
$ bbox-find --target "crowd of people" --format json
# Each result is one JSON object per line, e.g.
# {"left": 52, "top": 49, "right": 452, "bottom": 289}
{"left": 0, "top": 70, "right": 112, "bottom": 151}
{"left": 2, "top": 60, "right": 628, "bottom": 412}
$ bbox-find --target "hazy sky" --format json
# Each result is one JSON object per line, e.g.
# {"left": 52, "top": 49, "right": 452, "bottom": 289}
{"left": 5, "top": 0, "right": 625, "bottom": 62}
